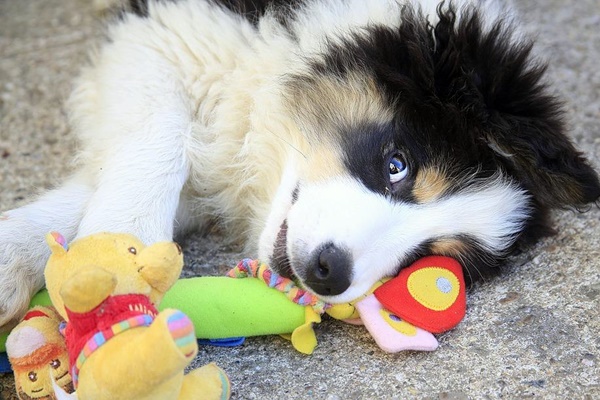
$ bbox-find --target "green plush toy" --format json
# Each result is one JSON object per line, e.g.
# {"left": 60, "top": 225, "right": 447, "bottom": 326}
{"left": 162, "top": 259, "right": 324, "bottom": 354}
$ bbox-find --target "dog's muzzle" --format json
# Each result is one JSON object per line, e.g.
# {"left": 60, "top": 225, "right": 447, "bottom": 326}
{"left": 271, "top": 220, "right": 353, "bottom": 297}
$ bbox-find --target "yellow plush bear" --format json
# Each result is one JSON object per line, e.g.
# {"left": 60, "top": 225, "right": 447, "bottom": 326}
{"left": 44, "top": 232, "right": 230, "bottom": 400}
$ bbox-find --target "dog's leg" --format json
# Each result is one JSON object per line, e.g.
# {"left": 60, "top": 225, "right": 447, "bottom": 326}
{"left": 71, "top": 22, "right": 196, "bottom": 245}
{"left": 0, "top": 114, "right": 189, "bottom": 331}
{"left": 72, "top": 102, "right": 190, "bottom": 244}
{"left": 76, "top": 135, "right": 189, "bottom": 244}
{"left": 0, "top": 174, "right": 93, "bottom": 328}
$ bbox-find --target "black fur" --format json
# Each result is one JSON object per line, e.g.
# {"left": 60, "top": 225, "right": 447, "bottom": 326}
{"left": 129, "top": 0, "right": 150, "bottom": 15}
{"left": 211, "top": 0, "right": 304, "bottom": 26}
{"left": 129, "top": 0, "right": 304, "bottom": 26}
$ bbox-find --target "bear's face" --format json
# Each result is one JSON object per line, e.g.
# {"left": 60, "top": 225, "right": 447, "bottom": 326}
{"left": 44, "top": 233, "right": 184, "bottom": 318}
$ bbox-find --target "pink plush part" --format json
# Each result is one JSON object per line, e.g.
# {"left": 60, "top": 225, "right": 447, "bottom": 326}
{"left": 355, "top": 294, "right": 439, "bottom": 352}
{"left": 342, "top": 318, "right": 364, "bottom": 326}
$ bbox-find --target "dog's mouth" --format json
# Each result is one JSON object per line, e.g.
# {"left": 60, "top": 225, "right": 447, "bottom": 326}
{"left": 271, "top": 219, "right": 294, "bottom": 278}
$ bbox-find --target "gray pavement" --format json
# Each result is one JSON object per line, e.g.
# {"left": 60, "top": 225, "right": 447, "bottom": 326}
{"left": 1, "top": 0, "right": 599, "bottom": 398}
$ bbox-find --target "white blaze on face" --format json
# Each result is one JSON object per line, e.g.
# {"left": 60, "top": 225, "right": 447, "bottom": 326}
{"left": 286, "top": 174, "right": 530, "bottom": 303}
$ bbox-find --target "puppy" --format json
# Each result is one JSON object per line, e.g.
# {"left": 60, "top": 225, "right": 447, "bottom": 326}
{"left": 1, "top": 0, "right": 599, "bottom": 329}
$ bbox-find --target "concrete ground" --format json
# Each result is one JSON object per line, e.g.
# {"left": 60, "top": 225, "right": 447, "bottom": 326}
{"left": 1, "top": 0, "right": 599, "bottom": 398}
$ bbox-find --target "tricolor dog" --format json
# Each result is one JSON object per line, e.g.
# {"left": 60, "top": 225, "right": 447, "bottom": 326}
{"left": 1, "top": 0, "right": 599, "bottom": 328}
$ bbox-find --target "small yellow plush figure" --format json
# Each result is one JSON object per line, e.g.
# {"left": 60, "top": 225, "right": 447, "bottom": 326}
{"left": 6, "top": 305, "right": 74, "bottom": 400}
{"left": 44, "top": 232, "right": 230, "bottom": 400}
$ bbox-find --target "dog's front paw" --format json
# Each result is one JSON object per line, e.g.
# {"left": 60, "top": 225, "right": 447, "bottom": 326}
{"left": 0, "top": 216, "right": 50, "bottom": 330}
{"left": 0, "top": 245, "right": 47, "bottom": 330}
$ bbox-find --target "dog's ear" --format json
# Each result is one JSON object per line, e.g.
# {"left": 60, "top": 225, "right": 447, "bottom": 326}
{"left": 485, "top": 120, "right": 600, "bottom": 209}
{"left": 453, "top": 13, "right": 600, "bottom": 208}
{"left": 482, "top": 64, "right": 600, "bottom": 208}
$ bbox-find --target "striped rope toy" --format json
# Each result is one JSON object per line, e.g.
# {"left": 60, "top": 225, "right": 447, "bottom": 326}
{"left": 228, "top": 259, "right": 330, "bottom": 314}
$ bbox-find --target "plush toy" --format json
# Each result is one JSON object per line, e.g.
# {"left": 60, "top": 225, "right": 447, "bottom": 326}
{"left": 326, "top": 255, "right": 467, "bottom": 352}
{"left": 5, "top": 305, "right": 74, "bottom": 400}
{"left": 43, "top": 232, "right": 230, "bottom": 400}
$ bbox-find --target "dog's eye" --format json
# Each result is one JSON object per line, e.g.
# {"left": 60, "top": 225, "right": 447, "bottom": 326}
{"left": 389, "top": 154, "right": 408, "bottom": 184}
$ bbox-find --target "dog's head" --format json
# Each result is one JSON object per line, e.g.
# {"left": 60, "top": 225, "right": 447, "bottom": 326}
{"left": 258, "top": 4, "right": 600, "bottom": 303}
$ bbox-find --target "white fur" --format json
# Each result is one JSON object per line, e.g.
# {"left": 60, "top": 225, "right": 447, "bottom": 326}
{"left": 0, "top": 0, "right": 515, "bottom": 327}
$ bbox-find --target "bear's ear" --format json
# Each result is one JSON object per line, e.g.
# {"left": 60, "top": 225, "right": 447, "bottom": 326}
{"left": 46, "top": 232, "right": 69, "bottom": 254}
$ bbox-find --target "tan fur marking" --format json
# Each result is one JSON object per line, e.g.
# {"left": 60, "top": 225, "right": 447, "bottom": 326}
{"left": 430, "top": 238, "right": 468, "bottom": 258}
{"left": 287, "top": 73, "right": 393, "bottom": 142}
{"left": 413, "top": 167, "right": 451, "bottom": 203}
{"left": 303, "top": 146, "right": 345, "bottom": 182}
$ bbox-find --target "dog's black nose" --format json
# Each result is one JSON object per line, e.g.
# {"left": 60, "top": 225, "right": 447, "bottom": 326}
{"left": 305, "top": 243, "right": 352, "bottom": 296}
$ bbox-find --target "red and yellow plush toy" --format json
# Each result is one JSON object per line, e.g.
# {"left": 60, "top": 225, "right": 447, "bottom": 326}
{"left": 42, "top": 232, "right": 230, "bottom": 400}
{"left": 327, "top": 256, "right": 467, "bottom": 352}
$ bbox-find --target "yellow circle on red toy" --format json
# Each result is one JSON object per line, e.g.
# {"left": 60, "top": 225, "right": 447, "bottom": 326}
{"left": 406, "top": 267, "right": 460, "bottom": 311}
